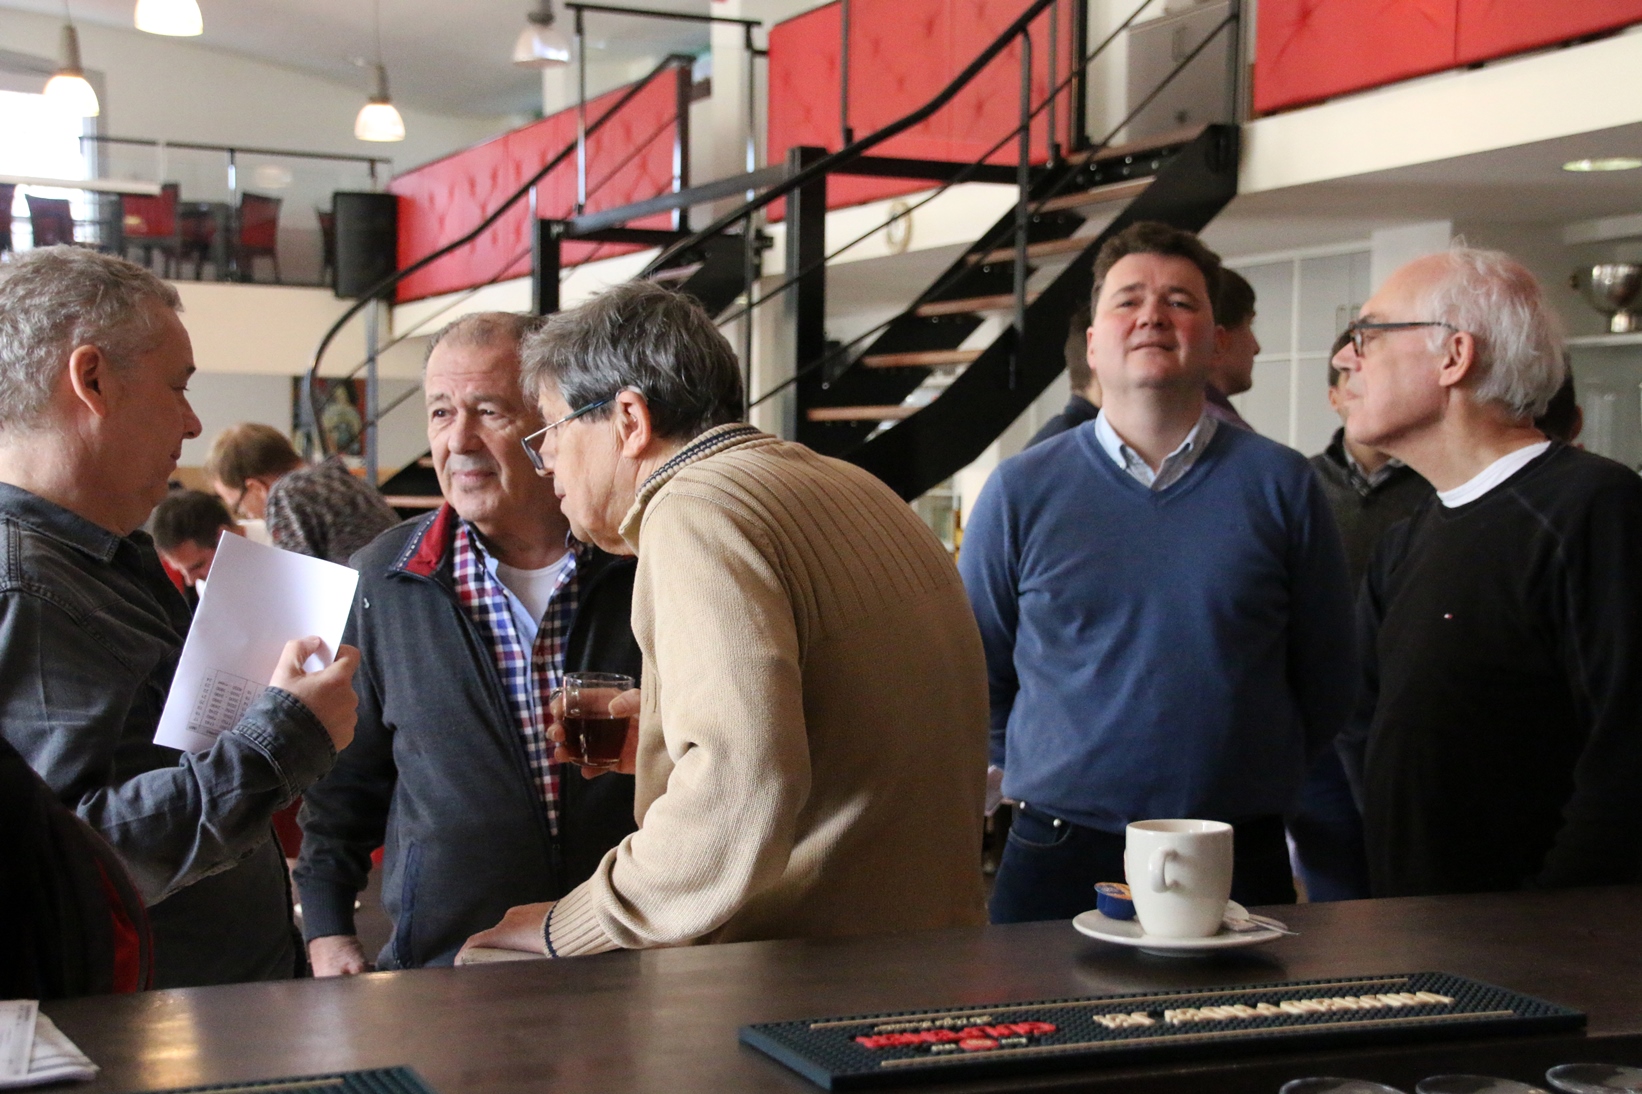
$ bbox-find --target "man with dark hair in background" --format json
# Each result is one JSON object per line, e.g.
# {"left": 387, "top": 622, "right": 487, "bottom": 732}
{"left": 1290, "top": 339, "right": 1432, "bottom": 903}
{"left": 1204, "top": 267, "right": 1259, "bottom": 430}
{"left": 962, "top": 221, "right": 1354, "bottom": 923}
{"left": 1026, "top": 304, "right": 1102, "bottom": 448}
{"left": 149, "top": 488, "right": 242, "bottom": 591}
{"left": 204, "top": 422, "right": 397, "bottom": 564}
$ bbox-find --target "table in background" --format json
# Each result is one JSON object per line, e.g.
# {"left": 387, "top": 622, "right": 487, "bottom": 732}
{"left": 43, "top": 887, "right": 1642, "bottom": 1094}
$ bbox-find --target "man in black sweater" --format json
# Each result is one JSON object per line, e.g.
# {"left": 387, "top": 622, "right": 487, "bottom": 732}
{"left": 1335, "top": 247, "right": 1642, "bottom": 897}
{"left": 1025, "top": 305, "right": 1101, "bottom": 448}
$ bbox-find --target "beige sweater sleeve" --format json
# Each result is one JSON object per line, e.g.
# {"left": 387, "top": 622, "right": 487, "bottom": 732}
{"left": 546, "top": 490, "right": 812, "bottom": 956}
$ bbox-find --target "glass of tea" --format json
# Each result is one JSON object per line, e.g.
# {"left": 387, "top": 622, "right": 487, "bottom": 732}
{"left": 558, "top": 672, "right": 635, "bottom": 769}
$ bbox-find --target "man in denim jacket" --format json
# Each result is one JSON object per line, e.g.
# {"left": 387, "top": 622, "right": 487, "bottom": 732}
{"left": 0, "top": 248, "right": 359, "bottom": 988}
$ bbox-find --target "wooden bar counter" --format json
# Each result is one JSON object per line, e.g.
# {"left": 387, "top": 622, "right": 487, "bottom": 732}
{"left": 44, "top": 887, "right": 1642, "bottom": 1094}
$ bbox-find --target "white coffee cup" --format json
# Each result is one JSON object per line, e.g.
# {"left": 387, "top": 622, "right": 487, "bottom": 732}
{"left": 1123, "top": 819, "right": 1234, "bottom": 939}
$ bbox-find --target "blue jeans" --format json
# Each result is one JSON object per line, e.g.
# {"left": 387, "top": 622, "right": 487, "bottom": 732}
{"left": 989, "top": 804, "right": 1297, "bottom": 924}
{"left": 1286, "top": 747, "right": 1371, "bottom": 902}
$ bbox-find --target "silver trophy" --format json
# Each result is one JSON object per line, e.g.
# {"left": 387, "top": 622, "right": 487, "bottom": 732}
{"left": 1575, "top": 263, "right": 1642, "bottom": 333}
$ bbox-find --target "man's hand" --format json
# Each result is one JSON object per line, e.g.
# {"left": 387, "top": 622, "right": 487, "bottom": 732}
{"left": 456, "top": 902, "right": 554, "bottom": 964}
{"left": 271, "top": 637, "right": 360, "bottom": 752}
{"left": 308, "top": 934, "right": 370, "bottom": 976}
{"left": 549, "top": 687, "right": 641, "bottom": 777}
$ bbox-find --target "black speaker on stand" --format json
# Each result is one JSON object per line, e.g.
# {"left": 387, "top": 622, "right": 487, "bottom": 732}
{"left": 332, "top": 191, "right": 399, "bottom": 300}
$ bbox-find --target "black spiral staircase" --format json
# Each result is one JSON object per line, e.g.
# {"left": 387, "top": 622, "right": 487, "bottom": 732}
{"left": 355, "top": 0, "right": 1244, "bottom": 508}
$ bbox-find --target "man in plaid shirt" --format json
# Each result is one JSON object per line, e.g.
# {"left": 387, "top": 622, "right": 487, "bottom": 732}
{"left": 294, "top": 313, "right": 641, "bottom": 972}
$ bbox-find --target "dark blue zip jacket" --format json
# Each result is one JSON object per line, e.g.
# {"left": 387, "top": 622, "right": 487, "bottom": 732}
{"left": 294, "top": 506, "right": 641, "bottom": 968}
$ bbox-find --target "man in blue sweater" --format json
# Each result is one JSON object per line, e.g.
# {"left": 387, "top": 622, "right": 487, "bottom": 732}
{"left": 961, "top": 222, "right": 1356, "bottom": 923}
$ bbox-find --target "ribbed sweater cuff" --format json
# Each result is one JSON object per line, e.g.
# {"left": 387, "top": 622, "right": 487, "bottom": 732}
{"left": 545, "top": 884, "right": 619, "bottom": 958}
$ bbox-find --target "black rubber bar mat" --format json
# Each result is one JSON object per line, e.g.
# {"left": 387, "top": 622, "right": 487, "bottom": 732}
{"left": 112, "top": 1068, "right": 439, "bottom": 1094}
{"left": 740, "top": 971, "right": 1585, "bottom": 1090}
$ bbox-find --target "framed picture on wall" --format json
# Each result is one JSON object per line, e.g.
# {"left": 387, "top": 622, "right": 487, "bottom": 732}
{"left": 293, "top": 378, "right": 367, "bottom": 460}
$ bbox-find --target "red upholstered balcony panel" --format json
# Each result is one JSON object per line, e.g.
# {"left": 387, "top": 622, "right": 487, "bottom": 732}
{"left": 1455, "top": 0, "right": 1642, "bottom": 64}
{"left": 767, "top": 0, "right": 1069, "bottom": 220}
{"left": 391, "top": 76, "right": 677, "bottom": 303}
{"left": 1253, "top": 0, "right": 1459, "bottom": 114}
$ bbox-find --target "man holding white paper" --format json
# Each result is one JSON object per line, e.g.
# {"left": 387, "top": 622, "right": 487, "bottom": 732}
{"left": 0, "top": 248, "right": 360, "bottom": 988}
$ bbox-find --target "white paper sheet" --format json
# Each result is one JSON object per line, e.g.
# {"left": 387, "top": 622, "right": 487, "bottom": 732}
{"left": 154, "top": 533, "right": 358, "bottom": 753}
{"left": 0, "top": 1002, "right": 37, "bottom": 1081}
{"left": 0, "top": 1015, "right": 97, "bottom": 1090}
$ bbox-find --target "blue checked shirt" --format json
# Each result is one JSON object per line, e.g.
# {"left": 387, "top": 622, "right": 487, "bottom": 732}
{"left": 451, "top": 521, "right": 580, "bottom": 837}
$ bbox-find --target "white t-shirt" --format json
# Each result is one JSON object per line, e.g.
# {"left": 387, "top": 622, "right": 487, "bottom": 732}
{"left": 1437, "top": 441, "right": 1551, "bottom": 508}
{"left": 494, "top": 553, "right": 572, "bottom": 640}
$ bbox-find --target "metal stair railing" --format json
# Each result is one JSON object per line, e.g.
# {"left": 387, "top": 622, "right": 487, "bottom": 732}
{"left": 301, "top": 51, "right": 696, "bottom": 468}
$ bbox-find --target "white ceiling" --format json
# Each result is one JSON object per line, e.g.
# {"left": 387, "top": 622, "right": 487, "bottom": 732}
{"left": 1206, "top": 122, "right": 1642, "bottom": 257}
{"left": 0, "top": 0, "right": 717, "bottom": 116}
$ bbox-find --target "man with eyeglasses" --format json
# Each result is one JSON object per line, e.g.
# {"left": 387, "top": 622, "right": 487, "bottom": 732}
{"left": 1334, "top": 247, "right": 1642, "bottom": 897}
{"left": 294, "top": 313, "right": 641, "bottom": 972}
{"left": 204, "top": 422, "right": 397, "bottom": 565}
{"left": 458, "top": 282, "right": 988, "bottom": 961}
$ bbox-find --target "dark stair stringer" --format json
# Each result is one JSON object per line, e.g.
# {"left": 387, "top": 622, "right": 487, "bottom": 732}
{"left": 823, "top": 124, "right": 1240, "bottom": 502}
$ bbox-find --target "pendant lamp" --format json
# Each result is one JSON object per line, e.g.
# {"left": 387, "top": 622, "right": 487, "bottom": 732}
{"left": 43, "top": 14, "right": 99, "bottom": 118}
{"left": 133, "top": 0, "right": 203, "bottom": 36}
{"left": 354, "top": 0, "right": 405, "bottom": 142}
{"left": 512, "top": 0, "right": 572, "bottom": 68}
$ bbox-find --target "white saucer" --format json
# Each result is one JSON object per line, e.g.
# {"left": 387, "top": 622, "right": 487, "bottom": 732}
{"left": 1072, "top": 900, "right": 1289, "bottom": 957}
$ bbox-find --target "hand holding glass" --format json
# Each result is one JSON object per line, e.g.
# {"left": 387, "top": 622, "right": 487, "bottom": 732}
{"left": 553, "top": 672, "right": 635, "bottom": 770}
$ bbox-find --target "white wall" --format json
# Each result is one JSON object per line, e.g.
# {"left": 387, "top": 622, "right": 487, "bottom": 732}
{"left": 179, "top": 372, "right": 429, "bottom": 479}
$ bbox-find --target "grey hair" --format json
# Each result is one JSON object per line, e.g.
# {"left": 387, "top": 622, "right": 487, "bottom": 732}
{"left": 424, "top": 310, "right": 546, "bottom": 368}
{"left": 0, "top": 246, "right": 182, "bottom": 431}
{"left": 1418, "top": 246, "right": 1565, "bottom": 420}
{"left": 520, "top": 281, "right": 744, "bottom": 441}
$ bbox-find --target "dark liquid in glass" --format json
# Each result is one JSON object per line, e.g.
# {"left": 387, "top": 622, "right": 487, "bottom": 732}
{"left": 564, "top": 714, "right": 626, "bottom": 766}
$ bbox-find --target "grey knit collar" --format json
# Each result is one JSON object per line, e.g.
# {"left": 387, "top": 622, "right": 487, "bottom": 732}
{"left": 619, "top": 423, "right": 766, "bottom": 546}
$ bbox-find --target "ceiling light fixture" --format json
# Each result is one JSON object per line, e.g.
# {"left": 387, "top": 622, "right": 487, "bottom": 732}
{"left": 1563, "top": 157, "right": 1642, "bottom": 173}
{"left": 354, "top": 0, "right": 405, "bottom": 143}
{"left": 43, "top": 6, "right": 99, "bottom": 118}
{"left": 133, "top": 0, "right": 202, "bottom": 36}
{"left": 512, "top": 0, "right": 572, "bottom": 68}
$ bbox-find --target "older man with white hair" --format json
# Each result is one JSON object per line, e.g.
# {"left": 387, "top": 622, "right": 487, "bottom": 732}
{"left": 1334, "top": 246, "right": 1642, "bottom": 897}
{"left": 0, "top": 247, "right": 359, "bottom": 987}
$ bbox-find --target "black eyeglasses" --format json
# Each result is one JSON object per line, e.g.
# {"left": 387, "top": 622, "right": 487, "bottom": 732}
{"left": 1342, "top": 320, "right": 1459, "bottom": 357}
{"left": 519, "top": 396, "right": 613, "bottom": 473}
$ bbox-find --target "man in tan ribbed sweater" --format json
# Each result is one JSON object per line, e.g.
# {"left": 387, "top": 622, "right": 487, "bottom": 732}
{"left": 458, "top": 282, "right": 988, "bottom": 960}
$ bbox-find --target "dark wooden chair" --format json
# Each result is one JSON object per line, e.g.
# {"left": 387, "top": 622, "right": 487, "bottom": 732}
{"left": 25, "top": 196, "right": 77, "bottom": 248}
{"left": 234, "top": 192, "right": 282, "bottom": 282}
{"left": 0, "top": 184, "right": 14, "bottom": 254}
{"left": 119, "top": 183, "right": 182, "bottom": 275}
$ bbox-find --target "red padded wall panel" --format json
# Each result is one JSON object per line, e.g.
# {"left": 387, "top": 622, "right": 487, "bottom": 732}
{"left": 1254, "top": 0, "right": 1459, "bottom": 114}
{"left": 766, "top": 0, "right": 1064, "bottom": 220}
{"left": 1455, "top": 0, "right": 1642, "bottom": 64}
{"left": 947, "top": 0, "right": 1069, "bottom": 165}
{"left": 391, "top": 76, "right": 677, "bottom": 303}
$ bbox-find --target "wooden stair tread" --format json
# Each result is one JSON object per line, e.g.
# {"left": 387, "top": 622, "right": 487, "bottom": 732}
{"left": 384, "top": 495, "right": 444, "bottom": 509}
{"left": 1066, "top": 123, "right": 1207, "bottom": 166}
{"left": 969, "top": 234, "right": 1096, "bottom": 266}
{"left": 914, "top": 291, "right": 1038, "bottom": 318}
{"left": 806, "top": 405, "right": 919, "bottom": 422}
{"left": 648, "top": 262, "right": 703, "bottom": 284}
{"left": 861, "top": 349, "right": 983, "bottom": 368}
{"left": 415, "top": 456, "right": 434, "bottom": 468}
{"left": 1037, "top": 177, "right": 1153, "bottom": 214}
